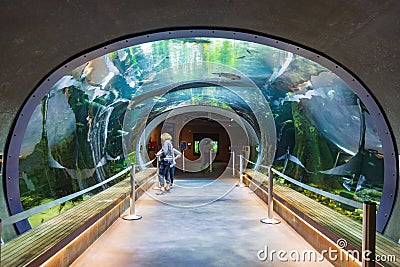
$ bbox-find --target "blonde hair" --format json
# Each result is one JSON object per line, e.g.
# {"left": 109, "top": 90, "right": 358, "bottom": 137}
{"left": 160, "top": 132, "right": 172, "bottom": 143}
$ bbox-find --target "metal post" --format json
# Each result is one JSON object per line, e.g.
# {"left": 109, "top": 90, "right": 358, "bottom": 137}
{"left": 1, "top": 218, "right": 2, "bottom": 258}
{"left": 362, "top": 201, "right": 376, "bottom": 267}
{"left": 123, "top": 165, "right": 142, "bottom": 220}
{"left": 238, "top": 155, "right": 245, "bottom": 187}
{"left": 232, "top": 151, "right": 235, "bottom": 176}
{"left": 182, "top": 150, "right": 185, "bottom": 172}
{"left": 209, "top": 150, "right": 213, "bottom": 172}
{"left": 261, "top": 167, "right": 280, "bottom": 224}
{"left": 153, "top": 156, "right": 161, "bottom": 190}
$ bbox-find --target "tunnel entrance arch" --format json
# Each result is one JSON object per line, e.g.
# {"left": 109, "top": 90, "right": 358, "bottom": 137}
{"left": 136, "top": 105, "right": 255, "bottom": 165}
{"left": 3, "top": 29, "right": 397, "bottom": 237}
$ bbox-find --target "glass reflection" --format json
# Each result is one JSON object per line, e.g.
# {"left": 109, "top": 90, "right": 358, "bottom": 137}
{"left": 17, "top": 37, "right": 384, "bottom": 227}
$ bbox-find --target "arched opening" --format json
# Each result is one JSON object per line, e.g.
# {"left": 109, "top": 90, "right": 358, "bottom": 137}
{"left": 2, "top": 29, "right": 397, "bottom": 244}
{"left": 148, "top": 117, "right": 232, "bottom": 178}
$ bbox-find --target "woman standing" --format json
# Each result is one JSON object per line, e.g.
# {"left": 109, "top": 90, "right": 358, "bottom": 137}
{"left": 155, "top": 133, "right": 174, "bottom": 195}
{"left": 168, "top": 146, "right": 182, "bottom": 187}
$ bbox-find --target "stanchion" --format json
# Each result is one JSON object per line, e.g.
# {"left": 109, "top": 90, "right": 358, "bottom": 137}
{"left": 238, "top": 155, "right": 245, "bottom": 187}
{"left": 209, "top": 150, "right": 213, "bottom": 172}
{"left": 1, "top": 218, "right": 2, "bottom": 255}
{"left": 153, "top": 156, "right": 161, "bottom": 190}
{"left": 122, "top": 165, "right": 142, "bottom": 220}
{"left": 231, "top": 151, "right": 235, "bottom": 176}
{"left": 182, "top": 150, "right": 185, "bottom": 172}
{"left": 362, "top": 201, "right": 376, "bottom": 267}
{"left": 261, "top": 167, "right": 280, "bottom": 224}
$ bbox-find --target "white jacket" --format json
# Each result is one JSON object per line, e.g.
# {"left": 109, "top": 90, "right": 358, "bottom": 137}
{"left": 158, "top": 143, "right": 181, "bottom": 167}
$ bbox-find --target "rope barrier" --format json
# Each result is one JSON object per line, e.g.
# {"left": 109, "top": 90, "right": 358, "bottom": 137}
{"left": 241, "top": 156, "right": 363, "bottom": 209}
{"left": 2, "top": 158, "right": 156, "bottom": 226}
{"left": 270, "top": 167, "right": 363, "bottom": 209}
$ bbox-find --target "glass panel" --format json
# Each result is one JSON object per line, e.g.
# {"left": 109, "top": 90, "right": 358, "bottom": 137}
{"left": 17, "top": 37, "right": 384, "bottom": 230}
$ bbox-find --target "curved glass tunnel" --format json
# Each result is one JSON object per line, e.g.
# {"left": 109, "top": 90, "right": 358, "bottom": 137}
{"left": 1, "top": 36, "right": 395, "bottom": 243}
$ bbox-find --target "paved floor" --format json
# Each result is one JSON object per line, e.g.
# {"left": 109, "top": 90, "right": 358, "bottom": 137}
{"left": 71, "top": 178, "right": 333, "bottom": 266}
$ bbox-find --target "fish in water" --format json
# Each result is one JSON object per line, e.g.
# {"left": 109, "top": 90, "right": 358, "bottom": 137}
{"left": 282, "top": 119, "right": 293, "bottom": 124}
{"left": 236, "top": 56, "right": 246, "bottom": 59}
{"left": 280, "top": 89, "right": 318, "bottom": 104}
{"left": 117, "top": 49, "right": 128, "bottom": 61}
{"left": 180, "top": 38, "right": 211, "bottom": 44}
{"left": 117, "top": 130, "right": 129, "bottom": 136}
{"left": 212, "top": 72, "right": 241, "bottom": 80}
{"left": 271, "top": 99, "right": 281, "bottom": 106}
{"left": 154, "top": 96, "right": 167, "bottom": 102}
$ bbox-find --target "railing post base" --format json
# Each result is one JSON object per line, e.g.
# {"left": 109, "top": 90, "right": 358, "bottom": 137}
{"left": 123, "top": 165, "right": 142, "bottom": 221}
{"left": 260, "top": 218, "right": 280, "bottom": 224}
{"left": 261, "top": 166, "right": 280, "bottom": 225}
{"left": 122, "top": 214, "right": 142, "bottom": 221}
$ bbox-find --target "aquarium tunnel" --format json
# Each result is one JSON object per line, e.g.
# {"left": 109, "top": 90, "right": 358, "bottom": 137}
{"left": 2, "top": 30, "right": 397, "bottom": 243}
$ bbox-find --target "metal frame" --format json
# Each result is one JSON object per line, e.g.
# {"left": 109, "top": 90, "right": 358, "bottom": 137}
{"left": 4, "top": 28, "right": 398, "bottom": 234}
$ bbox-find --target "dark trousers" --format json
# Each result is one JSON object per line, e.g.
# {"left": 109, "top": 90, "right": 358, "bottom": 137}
{"left": 158, "top": 161, "right": 171, "bottom": 187}
{"left": 167, "top": 166, "right": 176, "bottom": 184}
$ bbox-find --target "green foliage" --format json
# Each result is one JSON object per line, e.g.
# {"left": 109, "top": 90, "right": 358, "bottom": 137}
{"left": 354, "top": 188, "right": 382, "bottom": 203}
{"left": 126, "top": 151, "right": 137, "bottom": 165}
{"left": 287, "top": 102, "right": 338, "bottom": 188}
{"left": 27, "top": 198, "right": 83, "bottom": 228}
{"left": 20, "top": 194, "right": 43, "bottom": 210}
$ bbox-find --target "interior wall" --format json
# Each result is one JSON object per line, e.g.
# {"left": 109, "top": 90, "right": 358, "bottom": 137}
{"left": 0, "top": 0, "right": 399, "bottom": 238}
{"left": 178, "top": 120, "right": 230, "bottom": 162}
{"left": 147, "top": 124, "right": 162, "bottom": 160}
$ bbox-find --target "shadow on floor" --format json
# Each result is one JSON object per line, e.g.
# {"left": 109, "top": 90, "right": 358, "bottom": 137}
{"left": 174, "top": 161, "right": 229, "bottom": 179}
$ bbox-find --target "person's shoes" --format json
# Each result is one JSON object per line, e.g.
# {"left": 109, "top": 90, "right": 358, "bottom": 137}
{"left": 156, "top": 188, "right": 165, "bottom": 195}
{"left": 170, "top": 183, "right": 173, "bottom": 188}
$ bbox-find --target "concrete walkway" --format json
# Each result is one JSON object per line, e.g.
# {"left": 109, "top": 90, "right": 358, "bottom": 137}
{"left": 71, "top": 178, "right": 332, "bottom": 266}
